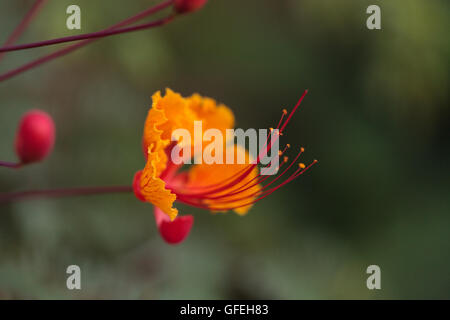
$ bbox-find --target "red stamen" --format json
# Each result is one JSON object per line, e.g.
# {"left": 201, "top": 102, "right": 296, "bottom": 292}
{"left": 224, "top": 152, "right": 290, "bottom": 196}
{"left": 192, "top": 122, "right": 281, "bottom": 194}
{"left": 173, "top": 164, "right": 257, "bottom": 198}
{"left": 280, "top": 90, "right": 308, "bottom": 133}
{"left": 169, "top": 130, "right": 278, "bottom": 195}
{"left": 197, "top": 160, "right": 318, "bottom": 211}
{"left": 173, "top": 162, "right": 254, "bottom": 191}
{"left": 197, "top": 147, "right": 304, "bottom": 202}
{"left": 279, "top": 143, "right": 290, "bottom": 156}
{"left": 275, "top": 108, "right": 288, "bottom": 130}
{"left": 209, "top": 147, "right": 303, "bottom": 200}
{"left": 195, "top": 144, "right": 294, "bottom": 200}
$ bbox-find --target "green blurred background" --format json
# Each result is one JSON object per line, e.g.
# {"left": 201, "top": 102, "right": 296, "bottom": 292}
{"left": 0, "top": 0, "right": 449, "bottom": 299}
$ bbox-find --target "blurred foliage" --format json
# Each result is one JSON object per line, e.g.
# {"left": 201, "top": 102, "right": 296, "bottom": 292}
{"left": 0, "top": 0, "right": 449, "bottom": 299}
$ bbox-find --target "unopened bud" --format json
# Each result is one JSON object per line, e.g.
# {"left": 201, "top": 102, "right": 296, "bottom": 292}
{"left": 15, "top": 110, "right": 55, "bottom": 164}
{"left": 154, "top": 207, "right": 194, "bottom": 244}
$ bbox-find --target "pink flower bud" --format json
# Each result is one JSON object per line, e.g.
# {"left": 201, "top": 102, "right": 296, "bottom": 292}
{"left": 154, "top": 207, "right": 194, "bottom": 244}
{"left": 174, "top": 0, "right": 208, "bottom": 14}
{"left": 15, "top": 110, "right": 55, "bottom": 164}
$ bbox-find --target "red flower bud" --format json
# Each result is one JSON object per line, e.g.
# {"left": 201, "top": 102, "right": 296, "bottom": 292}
{"left": 15, "top": 110, "right": 55, "bottom": 164}
{"left": 174, "top": 0, "right": 208, "bottom": 14}
{"left": 133, "top": 171, "right": 194, "bottom": 244}
{"left": 154, "top": 207, "right": 193, "bottom": 245}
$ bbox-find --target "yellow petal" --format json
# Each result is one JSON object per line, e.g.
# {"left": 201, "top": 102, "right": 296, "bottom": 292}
{"left": 140, "top": 147, "right": 178, "bottom": 221}
{"left": 142, "top": 91, "right": 170, "bottom": 176}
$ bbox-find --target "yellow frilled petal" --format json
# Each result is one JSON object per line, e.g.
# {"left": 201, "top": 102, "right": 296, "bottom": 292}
{"left": 140, "top": 88, "right": 236, "bottom": 220}
{"left": 142, "top": 89, "right": 235, "bottom": 170}
{"left": 143, "top": 89, "right": 196, "bottom": 176}
{"left": 140, "top": 147, "right": 178, "bottom": 221}
{"left": 186, "top": 145, "right": 262, "bottom": 215}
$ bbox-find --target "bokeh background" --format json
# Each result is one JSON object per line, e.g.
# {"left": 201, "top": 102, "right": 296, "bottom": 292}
{"left": 1, "top": 0, "right": 449, "bottom": 299}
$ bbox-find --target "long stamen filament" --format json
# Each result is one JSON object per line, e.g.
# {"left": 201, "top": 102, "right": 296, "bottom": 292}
{"left": 0, "top": 15, "right": 175, "bottom": 53}
{"left": 181, "top": 160, "right": 317, "bottom": 211}
{"left": 172, "top": 92, "right": 309, "bottom": 200}
{"left": 275, "top": 109, "right": 288, "bottom": 130}
{"left": 222, "top": 153, "right": 290, "bottom": 196}
{"left": 182, "top": 125, "right": 280, "bottom": 193}
{"left": 173, "top": 92, "right": 314, "bottom": 210}
{"left": 280, "top": 90, "right": 308, "bottom": 133}
{"left": 204, "top": 148, "right": 303, "bottom": 200}
{"left": 204, "top": 161, "right": 313, "bottom": 206}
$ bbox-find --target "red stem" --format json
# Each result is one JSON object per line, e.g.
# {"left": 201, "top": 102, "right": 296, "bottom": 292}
{"left": 0, "top": 185, "right": 133, "bottom": 203}
{"left": 171, "top": 93, "right": 307, "bottom": 198}
{"left": 0, "top": 0, "right": 48, "bottom": 62}
{"left": 0, "top": 16, "right": 174, "bottom": 53}
{"left": 0, "top": 0, "right": 175, "bottom": 83}
{"left": 0, "top": 160, "right": 22, "bottom": 169}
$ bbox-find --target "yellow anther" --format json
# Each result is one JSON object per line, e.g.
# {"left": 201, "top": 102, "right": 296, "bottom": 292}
{"left": 278, "top": 150, "right": 283, "bottom": 156}
{"left": 287, "top": 144, "right": 291, "bottom": 148}
{"left": 283, "top": 156, "right": 288, "bottom": 163}
{"left": 283, "top": 109, "right": 288, "bottom": 115}
{"left": 300, "top": 147, "right": 305, "bottom": 153}
{"left": 299, "top": 163, "right": 306, "bottom": 169}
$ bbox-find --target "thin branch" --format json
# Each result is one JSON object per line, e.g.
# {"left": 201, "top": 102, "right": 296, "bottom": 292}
{"left": 0, "top": 0, "right": 175, "bottom": 83}
{"left": 0, "top": 160, "right": 22, "bottom": 169}
{"left": 0, "top": 0, "right": 48, "bottom": 62}
{"left": 0, "top": 185, "right": 133, "bottom": 203}
{"left": 0, "top": 15, "right": 174, "bottom": 53}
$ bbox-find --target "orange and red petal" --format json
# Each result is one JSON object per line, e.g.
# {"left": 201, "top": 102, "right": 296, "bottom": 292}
{"left": 138, "top": 150, "right": 178, "bottom": 221}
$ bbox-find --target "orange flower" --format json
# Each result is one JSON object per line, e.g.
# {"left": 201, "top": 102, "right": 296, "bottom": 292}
{"left": 133, "top": 89, "right": 316, "bottom": 244}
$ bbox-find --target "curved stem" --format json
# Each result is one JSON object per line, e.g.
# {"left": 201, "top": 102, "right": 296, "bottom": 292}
{"left": 0, "top": 0, "right": 48, "bottom": 62}
{"left": 0, "top": 160, "right": 22, "bottom": 169}
{"left": 0, "top": 0, "right": 175, "bottom": 83}
{"left": 0, "top": 16, "right": 174, "bottom": 53}
{"left": 0, "top": 185, "right": 133, "bottom": 203}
